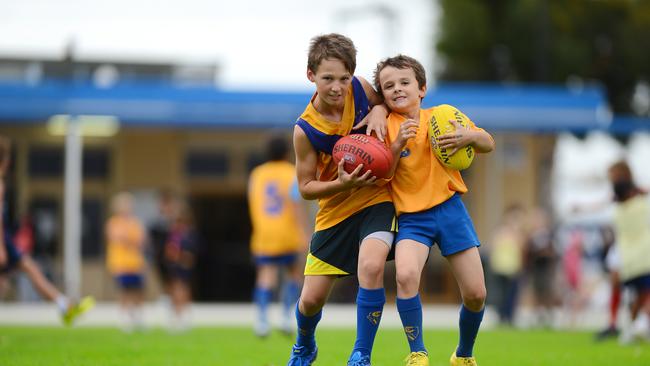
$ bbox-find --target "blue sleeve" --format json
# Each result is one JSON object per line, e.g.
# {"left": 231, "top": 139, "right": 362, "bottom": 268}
{"left": 351, "top": 76, "right": 370, "bottom": 128}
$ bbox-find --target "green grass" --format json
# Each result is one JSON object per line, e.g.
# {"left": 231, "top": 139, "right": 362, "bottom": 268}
{"left": 0, "top": 326, "right": 648, "bottom": 365}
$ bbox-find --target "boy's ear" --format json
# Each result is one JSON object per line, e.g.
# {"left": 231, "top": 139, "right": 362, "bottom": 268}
{"left": 419, "top": 85, "right": 427, "bottom": 99}
{"left": 307, "top": 69, "right": 315, "bottom": 82}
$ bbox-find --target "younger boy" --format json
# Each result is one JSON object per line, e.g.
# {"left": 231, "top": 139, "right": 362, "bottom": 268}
{"left": 374, "top": 55, "right": 494, "bottom": 366}
{"left": 286, "top": 34, "right": 395, "bottom": 366}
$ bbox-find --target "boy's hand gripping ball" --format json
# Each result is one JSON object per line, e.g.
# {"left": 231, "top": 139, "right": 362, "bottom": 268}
{"left": 428, "top": 104, "right": 475, "bottom": 170}
{"left": 332, "top": 134, "right": 393, "bottom": 179}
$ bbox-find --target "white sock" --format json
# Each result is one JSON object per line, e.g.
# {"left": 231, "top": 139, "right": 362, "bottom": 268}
{"left": 632, "top": 313, "right": 649, "bottom": 336}
{"left": 55, "top": 295, "right": 69, "bottom": 313}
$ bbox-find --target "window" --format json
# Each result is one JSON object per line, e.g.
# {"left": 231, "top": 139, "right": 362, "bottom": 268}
{"left": 28, "top": 147, "right": 63, "bottom": 178}
{"left": 185, "top": 151, "right": 229, "bottom": 177}
{"left": 83, "top": 148, "right": 110, "bottom": 179}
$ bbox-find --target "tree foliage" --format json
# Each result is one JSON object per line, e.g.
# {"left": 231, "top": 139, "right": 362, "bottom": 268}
{"left": 436, "top": 0, "right": 650, "bottom": 114}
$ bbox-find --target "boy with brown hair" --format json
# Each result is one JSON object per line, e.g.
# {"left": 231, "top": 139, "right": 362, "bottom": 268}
{"left": 374, "top": 55, "right": 494, "bottom": 366}
{"left": 286, "top": 33, "right": 395, "bottom": 366}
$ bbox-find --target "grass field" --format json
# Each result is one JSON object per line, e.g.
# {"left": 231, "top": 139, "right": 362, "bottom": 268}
{"left": 1, "top": 326, "right": 649, "bottom": 365}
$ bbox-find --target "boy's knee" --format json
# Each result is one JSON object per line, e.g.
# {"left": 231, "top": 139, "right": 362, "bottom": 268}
{"left": 396, "top": 268, "right": 420, "bottom": 290}
{"left": 300, "top": 295, "right": 326, "bottom": 314}
{"left": 463, "top": 286, "right": 487, "bottom": 311}
{"left": 358, "top": 258, "right": 384, "bottom": 280}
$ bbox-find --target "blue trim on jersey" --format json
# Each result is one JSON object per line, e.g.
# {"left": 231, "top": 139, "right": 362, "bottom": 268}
{"left": 296, "top": 118, "right": 342, "bottom": 154}
{"left": 395, "top": 193, "right": 480, "bottom": 256}
{"left": 351, "top": 76, "right": 370, "bottom": 131}
{"left": 295, "top": 76, "right": 370, "bottom": 155}
{"left": 254, "top": 253, "right": 298, "bottom": 266}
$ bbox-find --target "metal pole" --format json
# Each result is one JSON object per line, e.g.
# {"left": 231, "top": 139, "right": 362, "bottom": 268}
{"left": 64, "top": 116, "right": 82, "bottom": 299}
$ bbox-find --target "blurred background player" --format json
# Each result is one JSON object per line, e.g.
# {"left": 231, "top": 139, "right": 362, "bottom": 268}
{"left": 247, "top": 134, "right": 310, "bottom": 338}
{"left": 594, "top": 227, "right": 623, "bottom": 341}
{"left": 150, "top": 190, "right": 198, "bottom": 332}
{"left": 106, "top": 191, "right": 146, "bottom": 332}
{"left": 163, "top": 197, "right": 197, "bottom": 332}
{"left": 375, "top": 54, "right": 494, "bottom": 366}
{"left": 149, "top": 190, "right": 175, "bottom": 302}
{"left": 0, "top": 135, "right": 94, "bottom": 325}
{"left": 607, "top": 161, "right": 650, "bottom": 343}
{"left": 287, "top": 33, "right": 395, "bottom": 366}
{"left": 525, "top": 207, "right": 559, "bottom": 328}
{"left": 488, "top": 204, "right": 527, "bottom": 327}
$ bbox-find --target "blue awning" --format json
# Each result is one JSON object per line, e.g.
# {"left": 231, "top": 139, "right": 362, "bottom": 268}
{"left": 0, "top": 79, "right": 632, "bottom": 132}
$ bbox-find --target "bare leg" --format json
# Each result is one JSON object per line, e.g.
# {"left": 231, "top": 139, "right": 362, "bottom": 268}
{"left": 19, "top": 255, "right": 62, "bottom": 302}
{"left": 394, "top": 239, "right": 429, "bottom": 298}
{"left": 298, "top": 275, "right": 337, "bottom": 316}
{"left": 357, "top": 238, "right": 390, "bottom": 289}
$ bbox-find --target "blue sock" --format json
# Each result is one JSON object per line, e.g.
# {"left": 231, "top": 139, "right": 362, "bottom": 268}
{"left": 456, "top": 305, "right": 484, "bottom": 357}
{"left": 282, "top": 281, "right": 300, "bottom": 317}
{"left": 253, "top": 287, "right": 273, "bottom": 324}
{"left": 397, "top": 294, "right": 426, "bottom": 353}
{"left": 352, "top": 287, "right": 386, "bottom": 357}
{"left": 295, "top": 303, "right": 322, "bottom": 350}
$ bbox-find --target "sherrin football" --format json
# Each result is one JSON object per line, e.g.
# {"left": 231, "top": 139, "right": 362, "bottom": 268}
{"left": 428, "top": 104, "right": 475, "bottom": 170}
{"left": 332, "top": 134, "right": 393, "bottom": 179}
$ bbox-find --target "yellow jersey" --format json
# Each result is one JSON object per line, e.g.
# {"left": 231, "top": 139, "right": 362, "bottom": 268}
{"left": 386, "top": 107, "right": 485, "bottom": 215}
{"left": 296, "top": 77, "right": 391, "bottom": 231}
{"left": 105, "top": 215, "right": 145, "bottom": 275}
{"left": 248, "top": 160, "right": 303, "bottom": 256}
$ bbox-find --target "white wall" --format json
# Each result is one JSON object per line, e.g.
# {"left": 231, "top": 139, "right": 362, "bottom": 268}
{"left": 552, "top": 131, "right": 650, "bottom": 224}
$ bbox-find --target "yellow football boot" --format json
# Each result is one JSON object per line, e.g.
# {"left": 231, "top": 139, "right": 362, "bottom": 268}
{"left": 404, "top": 351, "right": 429, "bottom": 366}
{"left": 62, "top": 296, "right": 96, "bottom": 326}
{"left": 450, "top": 351, "right": 477, "bottom": 366}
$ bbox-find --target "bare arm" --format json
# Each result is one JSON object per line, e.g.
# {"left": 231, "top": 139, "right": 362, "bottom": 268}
{"left": 294, "top": 126, "right": 376, "bottom": 200}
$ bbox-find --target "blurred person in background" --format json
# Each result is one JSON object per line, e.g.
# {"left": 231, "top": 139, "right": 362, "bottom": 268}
{"left": 150, "top": 189, "right": 198, "bottom": 331}
{"left": 594, "top": 225, "right": 623, "bottom": 341}
{"left": 0, "top": 136, "right": 94, "bottom": 325}
{"left": 149, "top": 190, "right": 175, "bottom": 300}
{"left": 106, "top": 191, "right": 146, "bottom": 332}
{"left": 162, "top": 198, "right": 197, "bottom": 332}
{"left": 248, "top": 134, "right": 310, "bottom": 338}
{"left": 607, "top": 161, "right": 650, "bottom": 343}
{"left": 525, "top": 207, "right": 558, "bottom": 328}
{"left": 560, "top": 228, "right": 589, "bottom": 328}
{"left": 488, "top": 204, "right": 526, "bottom": 326}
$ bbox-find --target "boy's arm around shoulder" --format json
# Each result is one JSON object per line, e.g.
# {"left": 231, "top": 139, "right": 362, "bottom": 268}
{"left": 353, "top": 77, "right": 389, "bottom": 141}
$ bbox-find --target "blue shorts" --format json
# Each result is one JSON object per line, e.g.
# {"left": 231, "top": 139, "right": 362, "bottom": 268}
{"left": 115, "top": 273, "right": 144, "bottom": 290}
{"left": 254, "top": 253, "right": 298, "bottom": 266}
{"left": 623, "top": 274, "right": 650, "bottom": 292}
{"left": 395, "top": 193, "right": 480, "bottom": 257}
{"left": 1, "top": 233, "right": 23, "bottom": 273}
